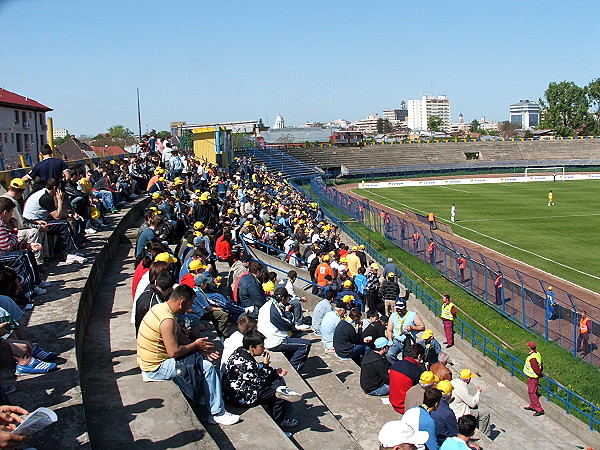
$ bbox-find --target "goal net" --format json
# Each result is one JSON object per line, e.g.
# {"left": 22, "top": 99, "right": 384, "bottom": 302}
{"left": 524, "top": 166, "right": 564, "bottom": 181}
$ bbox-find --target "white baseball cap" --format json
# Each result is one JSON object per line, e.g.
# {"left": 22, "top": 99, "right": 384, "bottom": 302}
{"left": 378, "top": 420, "right": 429, "bottom": 447}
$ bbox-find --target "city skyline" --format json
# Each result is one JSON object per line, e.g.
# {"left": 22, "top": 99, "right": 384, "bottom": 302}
{"left": 2, "top": 0, "right": 598, "bottom": 136}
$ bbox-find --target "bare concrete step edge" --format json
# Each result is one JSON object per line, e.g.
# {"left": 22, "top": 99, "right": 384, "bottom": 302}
{"left": 74, "top": 197, "right": 150, "bottom": 446}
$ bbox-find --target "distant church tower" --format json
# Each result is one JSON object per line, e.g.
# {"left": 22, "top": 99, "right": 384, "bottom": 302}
{"left": 273, "top": 115, "right": 285, "bottom": 129}
{"left": 458, "top": 112, "right": 464, "bottom": 124}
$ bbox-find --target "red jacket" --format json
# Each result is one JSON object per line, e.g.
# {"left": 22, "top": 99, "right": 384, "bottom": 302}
{"left": 215, "top": 235, "right": 232, "bottom": 260}
{"left": 389, "top": 356, "right": 423, "bottom": 414}
{"left": 180, "top": 272, "right": 195, "bottom": 289}
{"left": 131, "top": 262, "right": 149, "bottom": 299}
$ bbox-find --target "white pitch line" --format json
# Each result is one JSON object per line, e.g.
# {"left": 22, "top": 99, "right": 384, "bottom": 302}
{"left": 461, "top": 213, "right": 600, "bottom": 223}
{"left": 439, "top": 186, "right": 472, "bottom": 193}
{"left": 362, "top": 189, "right": 600, "bottom": 282}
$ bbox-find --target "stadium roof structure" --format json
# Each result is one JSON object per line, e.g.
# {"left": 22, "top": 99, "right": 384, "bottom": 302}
{"left": 259, "top": 127, "right": 337, "bottom": 144}
{"left": 0, "top": 88, "right": 52, "bottom": 111}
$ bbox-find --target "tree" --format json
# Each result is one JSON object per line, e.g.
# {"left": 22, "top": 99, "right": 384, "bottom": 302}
{"left": 586, "top": 78, "right": 600, "bottom": 135}
{"left": 470, "top": 119, "right": 480, "bottom": 132}
{"left": 499, "top": 121, "right": 519, "bottom": 138}
{"left": 376, "top": 118, "right": 384, "bottom": 134}
{"left": 108, "top": 124, "right": 134, "bottom": 139}
{"left": 539, "top": 81, "right": 590, "bottom": 136}
{"left": 183, "top": 131, "right": 194, "bottom": 151}
{"left": 383, "top": 119, "right": 393, "bottom": 134}
{"left": 157, "top": 130, "right": 172, "bottom": 140}
{"left": 428, "top": 115, "right": 443, "bottom": 132}
{"left": 54, "top": 134, "right": 71, "bottom": 146}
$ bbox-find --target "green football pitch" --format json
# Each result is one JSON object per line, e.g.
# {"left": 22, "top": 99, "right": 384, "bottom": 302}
{"left": 355, "top": 180, "right": 600, "bottom": 294}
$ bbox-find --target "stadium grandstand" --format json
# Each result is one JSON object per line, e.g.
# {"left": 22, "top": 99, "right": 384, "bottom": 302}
{"left": 5, "top": 142, "right": 598, "bottom": 449}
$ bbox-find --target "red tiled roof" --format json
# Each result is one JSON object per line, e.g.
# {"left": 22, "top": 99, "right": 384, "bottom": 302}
{"left": 91, "top": 146, "right": 127, "bottom": 156}
{"left": 0, "top": 88, "right": 52, "bottom": 111}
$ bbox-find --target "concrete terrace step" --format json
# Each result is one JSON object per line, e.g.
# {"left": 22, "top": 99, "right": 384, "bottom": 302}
{"left": 302, "top": 345, "right": 393, "bottom": 449}
{"left": 268, "top": 351, "right": 362, "bottom": 450}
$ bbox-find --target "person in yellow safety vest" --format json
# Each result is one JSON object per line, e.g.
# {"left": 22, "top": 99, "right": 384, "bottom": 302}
{"left": 441, "top": 294, "right": 457, "bottom": 348}
{"left": 577, "top": 311, "right": 591, "bottom": 355}
{"left": 427, "top": 239, "right": 435, "bottom": 265}
{"left": 428, "top": 212, "right": 436, "bottom": 230}
{"left": 523, "top": 341, "right": 544, "bottom": 416}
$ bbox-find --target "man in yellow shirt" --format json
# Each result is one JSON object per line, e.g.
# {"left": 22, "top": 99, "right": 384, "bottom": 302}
{"left": 547, "top": 191, "right": 554, "bottom": 206}
{"left": 346, "top": 246, "right": 362, "bottom": 277}
{"left": 137, "top": 285, "right": 239, "bottom": 425}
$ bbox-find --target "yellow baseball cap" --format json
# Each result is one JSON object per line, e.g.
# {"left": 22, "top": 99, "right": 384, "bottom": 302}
{"left": 343, "top": 280, "right": 353, "bottom": 288}
{"left": 370, "top": 263, "right": 380, "bottom": 270}
{"left": 342, "top": 295, "right": 354, "bottom": 303}
{"left": 154, "top": 252, "right": 177, "bottom": 264}
{"left": 9, "top": 178, "right": 25, "bottom": 190}
{"left": 193, "top": 221, "right": 205, "bottom": 231}
{"left": 422, "top": 329, "right": 433, "bottom": 340}
{"left": 437, "top": 380, "right": 453, "bottom": 395}
{"left": 322, "top": 255, "right": 330, "bottom": 261}
{"left": 151, "top": 192, "right": 162, "bottom": 199}
{"left": 200, "top": 192, "right": 210, "bottom": 201}
{"left": 351, "top": 246, "right": 358, "bottom": 252}
{"left": 419, "top": 371, "right": 439, "bottom": 385}
{"left": 189, "top": 260, "right": 205, "bottom": 271}
{"left": 459, "top": 369, "right": 477, "bottom": 379}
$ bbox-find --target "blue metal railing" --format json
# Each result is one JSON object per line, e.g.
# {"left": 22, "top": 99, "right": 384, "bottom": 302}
{"left": 290, "top": 180, "right": 600, "bottom": 431}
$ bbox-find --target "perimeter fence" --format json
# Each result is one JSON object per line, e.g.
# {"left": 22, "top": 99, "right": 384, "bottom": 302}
{"left": 309, "top": 176, "right": 600, "bottom": 369}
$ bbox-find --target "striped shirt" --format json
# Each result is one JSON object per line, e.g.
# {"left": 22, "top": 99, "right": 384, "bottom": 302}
{"left": 0, "top": 219, "right": 19, "bottom": 252}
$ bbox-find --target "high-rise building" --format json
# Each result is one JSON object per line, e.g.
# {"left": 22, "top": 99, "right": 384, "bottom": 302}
{"left": 407, "top": 95, "right": 451, "bottom": 132}
{"left": 53, "top": 128, "right": 69, "bottom": 139}
{"left": 509, "top": 100, "right": 540, "bottom": 129}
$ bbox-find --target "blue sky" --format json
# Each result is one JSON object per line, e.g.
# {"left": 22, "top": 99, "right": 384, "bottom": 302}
{"left": 2, "top": 0, "right": 598, "bottom": 136}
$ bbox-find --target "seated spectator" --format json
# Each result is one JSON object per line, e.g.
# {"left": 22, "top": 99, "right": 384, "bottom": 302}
{"left": 418, "top": 329, "right": 442, "bottom": 370}
{"left": 134, "top": 271, "right": 175, "bottom": 335}
{"left": 277, "top": 270, "right": 310, "bottom": 331}
{"left": 136, "top": 214, "right": 163, "bottom": 259}
{"left": 179, "top": 259, "right": 208, "bottom": 288}
{"left": 450, "top": 369, "right": 492, "bottom": 439}
{"left": 440, "top": 414, "right": 478, "bottom": 450}
{"left": 312, "top": 290, "right": 335, "bottom": 336}
{"left": 221, "top": 315, "right": 258, "bottom": 373}
{"left": 404, "top": 371, "right": 440, "bottom": 411}
{"left": 136, "top": 285, "right": 240, "bottom": 425}
{"left": 320, "top": 302, "right": 347, "bottom": 353}
{"left": 333, "top": 307, "right": 369, "bottom": 364}
{"left": 386, "top": 299, "right": 426, "bottom": 364}
{"left": 0, "top": 199, "right": 47, "bottom": 305}
{"left": 400, "top": 387, "right": 442, "bottom": 450}
{"left": 430, "top": 353, "right": 453, "bottom": 382}
{"left": 378, "top": 418, "right": 430, "bottom": 449}
{"left": 215, "top": 231, "right": 234, "bottom": 265}
{"left": 362, "top": 311, "right": 387, "bottom": 349}
{"left": 188, "top": 274, "right": 229, "bottom": 339}
{"left": 360, "top": 337, "right": 392, "bottom": 396}
{"left": 237, "top": 261, "right": 267, "bottom": 317}
{"left": 430, "top": 380, "right": 459, "bottom": 447}
{"left": 222, "top": 330, "right": 300, "bottom": 429}
{"left": 390, "top": 344, "right": 425, "bottom": 414}
{"left": 2, "top": 178, "right": 48, "bottom": 265}
{"left": 22, "top": 178, "right": 86, "bottom": 264}
{"left": 257, "top": 287, "right": 311, "bottom": 372}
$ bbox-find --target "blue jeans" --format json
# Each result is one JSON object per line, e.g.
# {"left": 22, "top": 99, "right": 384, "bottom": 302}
{"left": 386, "top": 337, "right": 405, "bottom": 364}
{"left": 142, "top": 355, "right": 225, "bottom": 415}
{"left": 269, "top": 337, "right": 311, "bottom": 371}
{"left": 288, "top": 298, "right": 304, "bottom": 326}
{"left": 93, "top": 190, "right": 114, "bottom": 211}
{"left": 368, "top": 384, "right": 390, "bottom": 396}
